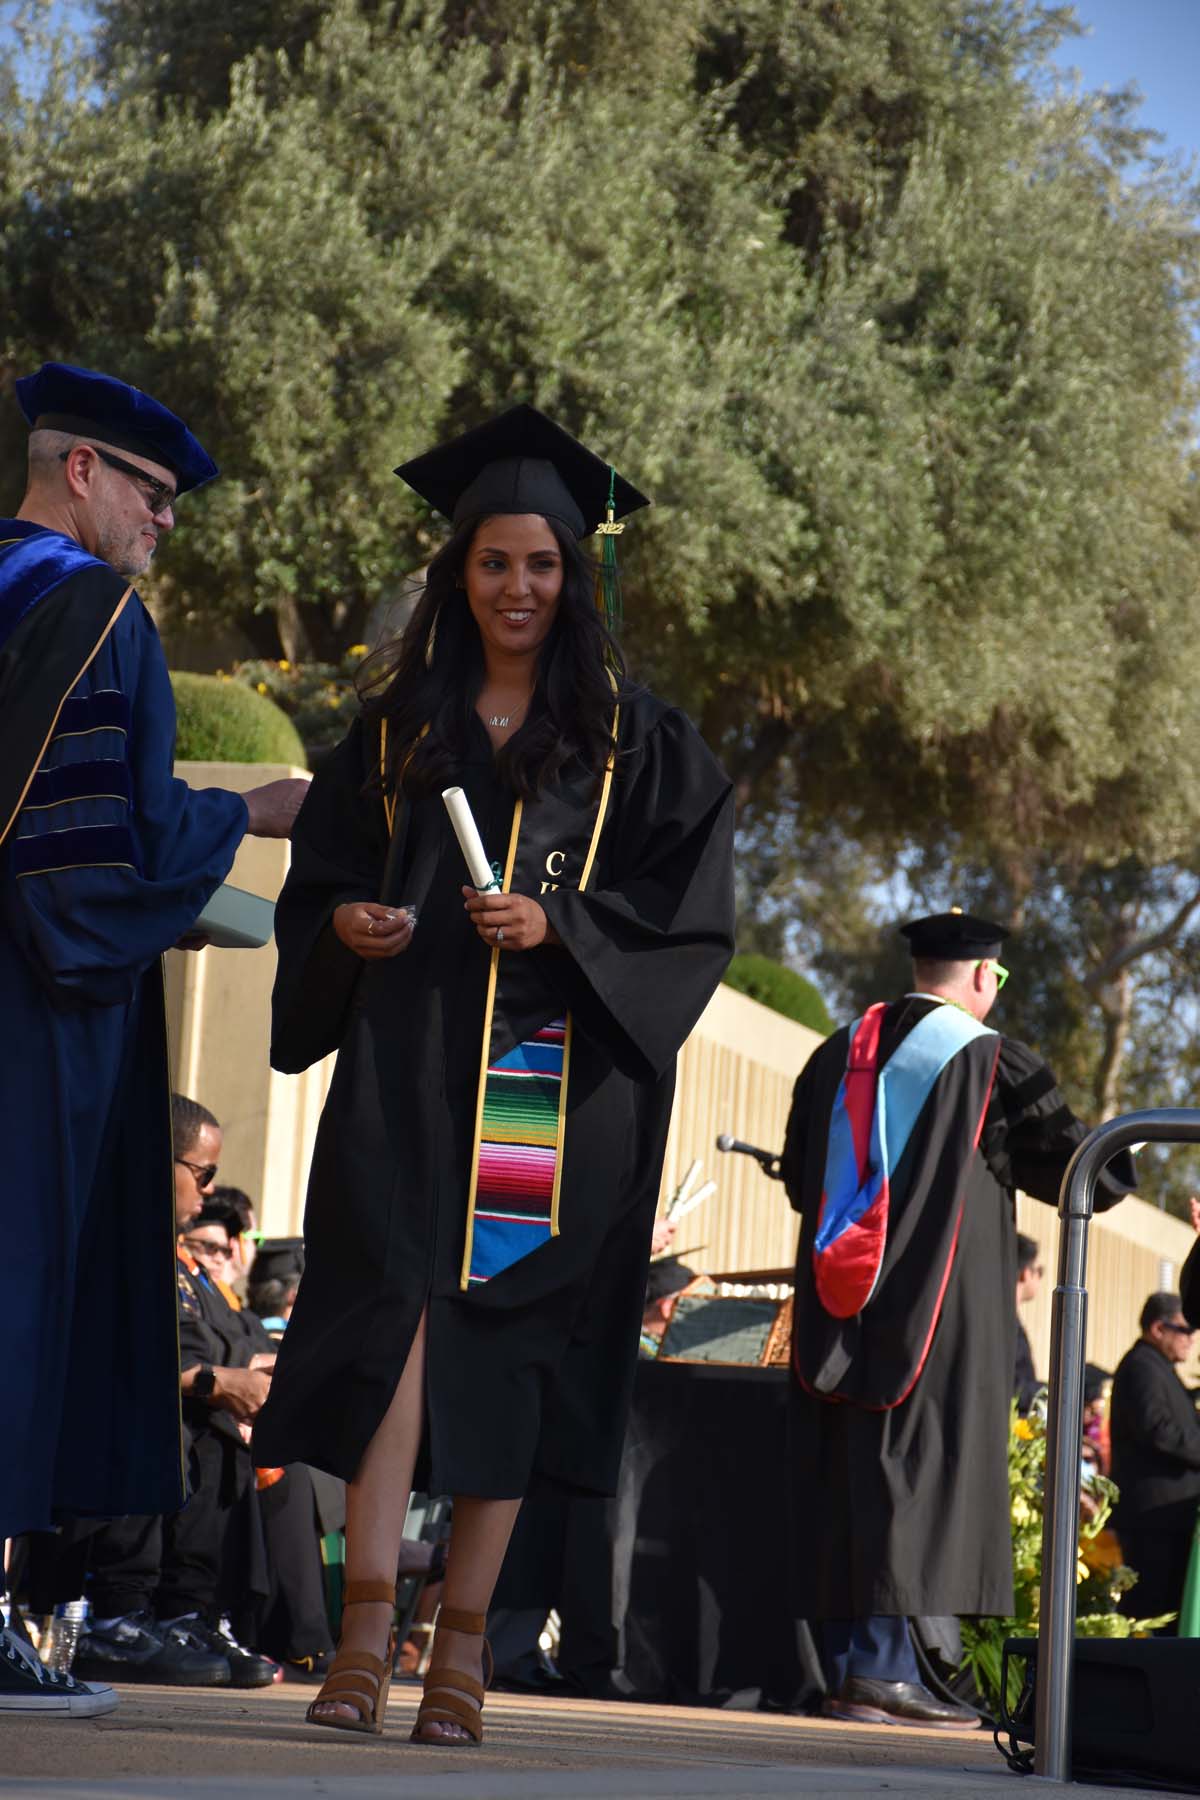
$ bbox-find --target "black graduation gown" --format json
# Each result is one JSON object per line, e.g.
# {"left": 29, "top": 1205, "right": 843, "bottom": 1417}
{"left": 253, "top": 687, "right": 734, "bottom": 1498}
{"left": 782, "top": 995, "right": 1135, "bottom": 1618}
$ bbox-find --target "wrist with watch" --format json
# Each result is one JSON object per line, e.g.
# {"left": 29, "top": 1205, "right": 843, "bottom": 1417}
{"left": 192, "top": 1363, "right": 217, "bottom": 1401}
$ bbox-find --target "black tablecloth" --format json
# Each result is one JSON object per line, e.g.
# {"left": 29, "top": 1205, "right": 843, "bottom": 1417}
{"left": 492, "top": 1357, "right": 824, "bottom": 1711}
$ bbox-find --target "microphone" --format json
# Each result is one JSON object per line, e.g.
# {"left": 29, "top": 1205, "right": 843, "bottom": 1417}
{"left": 715, "top": 1133, "right": 784, "bottom": 1181}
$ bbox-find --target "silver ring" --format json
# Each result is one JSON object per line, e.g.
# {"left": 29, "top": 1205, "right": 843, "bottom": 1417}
{"left": 496, "top": 926, "right": 504, "bottom": 944}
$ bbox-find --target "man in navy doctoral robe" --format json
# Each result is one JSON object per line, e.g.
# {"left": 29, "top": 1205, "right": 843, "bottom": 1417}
{"left": 0, "top": 366, "right": 306, "bottom": 1664}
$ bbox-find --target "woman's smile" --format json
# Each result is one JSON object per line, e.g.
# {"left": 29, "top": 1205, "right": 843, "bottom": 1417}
{"left": 464, "top": 514, "right": 563, "bottom": 661}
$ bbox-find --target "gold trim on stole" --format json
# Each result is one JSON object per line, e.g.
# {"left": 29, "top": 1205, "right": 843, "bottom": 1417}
{"left": 459, "top": 798, "right": 525, "bottom": 1289}
{"left": 548, "top": 705, "right": 620, "bottom": 1236}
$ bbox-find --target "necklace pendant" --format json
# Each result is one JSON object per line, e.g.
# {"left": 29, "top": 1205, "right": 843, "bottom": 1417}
{"left": 488, "top": 713, "right": 510, "bottom": 728}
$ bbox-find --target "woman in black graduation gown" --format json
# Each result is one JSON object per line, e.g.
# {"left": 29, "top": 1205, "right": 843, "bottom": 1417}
{"left": 253, "top": 407, "right": 735, "bottom": 1742}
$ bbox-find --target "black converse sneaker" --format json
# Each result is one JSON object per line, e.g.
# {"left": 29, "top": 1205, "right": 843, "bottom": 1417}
{"left": 0, "top": 1626, "right": 119, "bottom": 1716}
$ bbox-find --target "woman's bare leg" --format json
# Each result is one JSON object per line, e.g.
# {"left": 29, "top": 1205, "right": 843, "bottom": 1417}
{"left": 414, "top": 1493, "right": 523, "bottom": 1743}
{"left": 312, "top": 1310, "right": 427, "bottom": 1723}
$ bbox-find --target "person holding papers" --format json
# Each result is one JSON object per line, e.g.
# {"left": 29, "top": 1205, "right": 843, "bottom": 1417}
{"left": 0, "top": 365, "right": 306, "bottom": 1715}
{"left": 256, "top": 406, "right": 734, "bottom": 1744}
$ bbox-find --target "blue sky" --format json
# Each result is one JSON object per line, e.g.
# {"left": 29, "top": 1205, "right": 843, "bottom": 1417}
{"left": 12, "top": 0, "right": 1200, "bottom": 177}
{"left": 1050, "top": 0, "right": 1200, "bottom": 171}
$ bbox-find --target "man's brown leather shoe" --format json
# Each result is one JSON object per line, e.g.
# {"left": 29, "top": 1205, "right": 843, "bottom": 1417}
{"left": 825, "top": 1677, "right": 980, "bottom": 1730}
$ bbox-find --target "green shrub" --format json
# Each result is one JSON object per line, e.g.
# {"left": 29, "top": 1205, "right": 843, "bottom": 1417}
{"left": 724, "top": 953, "right": 833, "bottom": 1035}
{"left": 230, "top": 651, "right": 367, "bottom": 753}
{"left": 170, "top": 671, "right": 307, "bottom": 767}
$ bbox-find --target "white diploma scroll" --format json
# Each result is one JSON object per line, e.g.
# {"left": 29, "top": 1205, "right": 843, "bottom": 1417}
{"left": 442, "top": 786, "right": 500, "bottom": 892}
{"left": 669, "top": 1179, "right": 716, "bottom": 1224}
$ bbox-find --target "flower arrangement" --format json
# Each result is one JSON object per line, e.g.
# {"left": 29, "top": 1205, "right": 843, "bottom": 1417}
{"left": 959, "top": 1395, "right": 1173, "bottom": 1712}
{"left": 227, "top": 647, "right": 371, "bottom": 753}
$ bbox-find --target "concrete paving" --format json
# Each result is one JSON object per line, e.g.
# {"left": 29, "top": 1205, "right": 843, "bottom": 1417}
{"left": 0, "top": 1681, "right": 1175, "bottom": 1798}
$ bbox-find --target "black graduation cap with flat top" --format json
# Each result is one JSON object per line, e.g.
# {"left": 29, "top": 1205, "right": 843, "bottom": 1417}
{"left": 252, "top": 1238, "right": 305, "bottom": 1285}
{"left": 394, "top": 403, "right": 649, "bottom": 539}
{"left": 899, "top": 909, "right": 1010, "bottom": 961}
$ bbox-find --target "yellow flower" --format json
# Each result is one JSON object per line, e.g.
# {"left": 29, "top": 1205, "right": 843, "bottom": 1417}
{"left": 277, "top": 658, "right": 291, "bottom": 671}
{"left": 1012, "top": 1498, "right": 1032, "bottom": 1526}
{"left": 1014, "top": 1418, "right": 1035, "bottom": 1440}
{"left": 349, "top": 644, "right": 368, "bottom": 657}
{"left": 256, "top": 681, "right": 268, "bottom": 694}
{"left": 1077, "top": 1559, "right": 1089, "bottom": 1583}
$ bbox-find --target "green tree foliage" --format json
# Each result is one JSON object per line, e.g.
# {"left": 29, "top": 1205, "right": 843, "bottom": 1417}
{"left": 723, "top": 953, "right": 833, "bottom": 1036}
{"left": 170, "top": 671, "right": 307, "bottom": 765}
{"left": 1, "top": 0, "right": 1194, "bottom": 862}
{"left": 4, "top": 0, "right": 1200, "bottom": 1155}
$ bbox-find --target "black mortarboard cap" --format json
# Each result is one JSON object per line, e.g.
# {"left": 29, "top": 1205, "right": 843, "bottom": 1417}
{"left": 645, "top": 1256, "right": 696, "bottom": 1305}
{"left": 394, "top": 404, "right": 650, "bottom": 539}
{"left": 1084, "top": 1362, "right": 1111, "bottom": 1405}
{"left": 899, "top": 909, "right": 1010, "bottom": 961}
{"left": 15, "top": 362, "right": 218, "bottom": 495}
{"left": 251, "top": 1237, "right": 305, "bottom": 1285}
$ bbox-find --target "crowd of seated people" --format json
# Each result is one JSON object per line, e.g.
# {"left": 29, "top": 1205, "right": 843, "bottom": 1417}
{"left": 6, "top": 1095, "right": 338, "bottom": 1688}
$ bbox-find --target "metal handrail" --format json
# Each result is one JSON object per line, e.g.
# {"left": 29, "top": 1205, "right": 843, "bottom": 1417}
{"left": 1034, "top": 1108, "right": 1200, "bottom": 1783}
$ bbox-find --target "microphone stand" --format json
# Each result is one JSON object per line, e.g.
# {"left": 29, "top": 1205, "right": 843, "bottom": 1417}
{"left": 715, "top": 1134, "right": 784, "bottom": 1182}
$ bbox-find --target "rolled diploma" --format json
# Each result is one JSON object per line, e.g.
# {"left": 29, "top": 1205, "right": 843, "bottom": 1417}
{"left": 442, "top": 786, "right": 500, "bottom": 892}
{"left": 678, "top": 1159, "right": 702, "bottom": 1203}
{"left": 670, "top": 1179, "right": 716, "bottom": 1223}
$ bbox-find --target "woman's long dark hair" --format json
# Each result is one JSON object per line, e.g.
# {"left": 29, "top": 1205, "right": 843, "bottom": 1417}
{"left": 358, "top": 515, "right": 624, "bottom": 800}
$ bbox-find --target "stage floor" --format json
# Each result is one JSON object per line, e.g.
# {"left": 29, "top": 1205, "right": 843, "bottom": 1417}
{"left": 0, "top": 1681, "right": 1173, "bottom": 1798}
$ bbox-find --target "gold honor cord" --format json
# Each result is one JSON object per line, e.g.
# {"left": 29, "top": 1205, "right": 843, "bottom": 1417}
{"left": 378, "top": 704, "right": 620, "bottom": 1290}
{"left": 459, "top": 797, "right": 526, "bottom": 1290}
{"left": 549, "top": 704, "right": 620, "bottom": 1235}
{"left": 379, "top": 718, "right": 430, "bottom": 840}
{"left": 0, "top": 584, "right": 133, "bottom": 850}
{"left": 380, "top": 718, "right": 394, "bottom": 835}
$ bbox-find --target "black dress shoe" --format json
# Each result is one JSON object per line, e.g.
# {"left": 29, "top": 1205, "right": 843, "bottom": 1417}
{"left": 72, "top": 1611, "right": 229, "bottom": 1687}
{"left": 825, "top": 1677, "right": 981, "bottom": 1730}
{"left": 170, "top": 1618, "right": 277, "bottom": 1689}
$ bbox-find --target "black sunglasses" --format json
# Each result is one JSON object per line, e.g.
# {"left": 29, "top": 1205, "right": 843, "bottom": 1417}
{"left": 175, "top": 1157, "right": 218, "bottom": 1188}
{"left": 1162, "top": 1321, "right": 1195, "bottom": 1336}
{"left": 61, "top": 445, "right": 176, "bottom": 516}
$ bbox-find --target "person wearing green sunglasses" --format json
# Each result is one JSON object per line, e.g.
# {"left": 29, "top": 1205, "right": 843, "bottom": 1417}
{"left": 779, "top": 907, "right": 1138, "bottom": 1730}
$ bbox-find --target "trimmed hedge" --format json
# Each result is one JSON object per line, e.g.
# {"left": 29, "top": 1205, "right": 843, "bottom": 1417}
{"left": 724, "top": 953, "right": 833, "bottom": 1036}
{"left": 170, "top": 671, "right": 307, "bottom": 767}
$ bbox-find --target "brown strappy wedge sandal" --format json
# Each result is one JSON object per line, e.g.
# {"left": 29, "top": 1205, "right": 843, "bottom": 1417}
{"left": 410, "top": 1606, "right": 493, "bottom": 1746}
{"left": 305, "top": 1579, "right": 397, "bottom": 1735}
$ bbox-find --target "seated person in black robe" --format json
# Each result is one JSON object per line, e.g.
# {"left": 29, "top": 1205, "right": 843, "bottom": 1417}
{"left": 780, "top": 910, "right": 1135, "bottom": 1729}
{"left": 253, "top": 406, "right": 734, "bottom": 1744}
{"left": 175, "top": 1191, "right": 335, "bottom": 1679}
{"left": 75, "top": 1105, "right": 330, "bottom": 1686}
{"left": 1109, "top": 1291, "right": 1200, "bottom": 1631}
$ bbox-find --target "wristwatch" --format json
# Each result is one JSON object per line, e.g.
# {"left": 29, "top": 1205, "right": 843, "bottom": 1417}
{"left": 192, "top": 1364, "right": 217, "bottom": 1401}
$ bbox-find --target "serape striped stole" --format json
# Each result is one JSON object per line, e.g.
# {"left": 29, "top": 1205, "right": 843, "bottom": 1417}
{"left": 460, "top": 722, "right": 618, "bottom": 1288}
{"left": 469, "top": 1019, "right": 569, "bottom": 1283}
{"left": 379, "top": 709, "right": 619, "bottom": 1291}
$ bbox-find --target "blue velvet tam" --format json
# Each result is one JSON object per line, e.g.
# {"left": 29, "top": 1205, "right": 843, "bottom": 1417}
{"left": 15, "top": 362, "right": 218, "bottom": 495}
